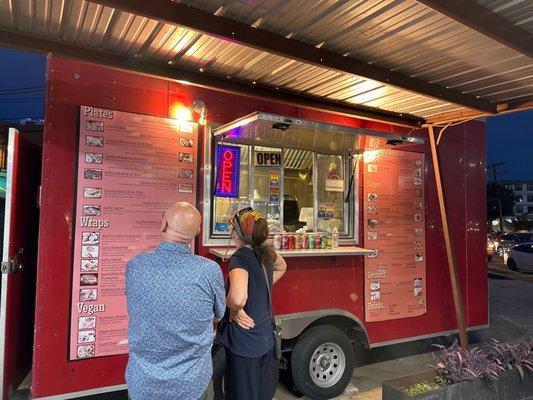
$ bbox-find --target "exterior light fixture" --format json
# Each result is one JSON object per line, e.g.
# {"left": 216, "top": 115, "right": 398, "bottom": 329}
{"left": 191, "top": 99, "right": 208, "bottom": 126}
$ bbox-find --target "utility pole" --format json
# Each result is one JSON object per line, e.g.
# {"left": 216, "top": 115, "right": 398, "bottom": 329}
{"left": 488, "top": 162, "right": 505, "bottom": 233}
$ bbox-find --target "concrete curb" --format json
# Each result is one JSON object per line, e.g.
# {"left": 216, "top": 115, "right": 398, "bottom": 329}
{"left": 488, "top": 266, "right": 533, "bottom": 282}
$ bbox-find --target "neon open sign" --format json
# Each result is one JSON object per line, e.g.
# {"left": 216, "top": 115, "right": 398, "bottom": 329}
{"left": 215, "top": 144, "right": 240, "bottom": 198}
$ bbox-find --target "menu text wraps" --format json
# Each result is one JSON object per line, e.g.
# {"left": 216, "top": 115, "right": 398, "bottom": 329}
{"left": 69, "top": 106, "right": 198, "bottom": 360}
{"left": 363, "top": 149, "right": 426, "bottom": 322}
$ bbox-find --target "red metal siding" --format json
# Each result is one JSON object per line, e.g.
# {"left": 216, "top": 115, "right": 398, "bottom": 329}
{"left": 363, "top": 122, "right": 488, "bottom": 344}
{"left": 32, "top": 56, "right": 487, "bottom": 398}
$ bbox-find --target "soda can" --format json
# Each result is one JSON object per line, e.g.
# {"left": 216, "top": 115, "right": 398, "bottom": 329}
{"left": 273, "top": 234, "right": 282, "bottom": 250}
{"left": 288, "top": 234, "right": 295, "bottom": 250}
{"left": 314, "top": 233, "right": 321, "bottom": 249}
{"left": 320, "top": 234, "right": 327, "bottom": 249}
{"left": 308, "top": 234, "right": 314, "bottom": 249}
{"left": 295, "top": 234, "right": 302, "bottom": 249}
{"left": 281, "top": 234, "right": 289, "bottom": 250}
{"left": 302, "top": 234, "right": 309, "bottom": 249}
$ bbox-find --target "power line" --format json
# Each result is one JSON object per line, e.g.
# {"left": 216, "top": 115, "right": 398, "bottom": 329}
{"left": 0, "top": 89, "right": 45, "bottom": 96}
{"left": 0, "top": 86, "right": 44, "bottom": 91}
{"left": 0, "top": 85, "right": 45, "bottom": 92}
{"left": 0, "top": 99, "right": 45, "bottom": 103}
{"left": 0, "top": 116, "right": 44, "bottom": 120}
{"left": 0, "top": 97, "right": 45, "bottom": 101}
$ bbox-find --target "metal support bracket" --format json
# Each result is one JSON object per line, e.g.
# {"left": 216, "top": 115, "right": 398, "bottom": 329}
{"left": 1, "top": 248, "right": 23, "bottom": 274}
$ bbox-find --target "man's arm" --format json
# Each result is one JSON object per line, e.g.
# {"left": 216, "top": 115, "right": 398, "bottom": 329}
{"left": 211, "top": 263, "right": 226, "bottom": 321}
{"left": 124, "top": 257, "right": 137, "bottom": 299}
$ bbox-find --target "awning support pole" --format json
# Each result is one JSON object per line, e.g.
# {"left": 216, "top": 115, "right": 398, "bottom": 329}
{"left": 427, "top": 125, "right": 468, "bottom": 348}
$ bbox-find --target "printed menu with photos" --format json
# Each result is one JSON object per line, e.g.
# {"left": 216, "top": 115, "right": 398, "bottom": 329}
{"left": 69, "top": 106, "right": 198, "bottom": 360}
{"left": 363, "top": 149, "right": 426, "bottom": 322}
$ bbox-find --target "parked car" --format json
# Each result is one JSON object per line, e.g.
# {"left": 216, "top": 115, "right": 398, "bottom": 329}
{"left": 506, "top": 242, "right": 533, "bottom": 272}
{"left": 497, "top": 233, "right": 533, "bottom": 257}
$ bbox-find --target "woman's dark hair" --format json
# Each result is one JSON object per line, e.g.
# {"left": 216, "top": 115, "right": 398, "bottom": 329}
{"left": 250, "top": 218, "right": 277, "bottom": 266}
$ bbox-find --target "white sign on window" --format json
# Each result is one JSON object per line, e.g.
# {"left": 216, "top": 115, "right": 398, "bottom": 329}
{"left": 325, "top": 160, "right": 344, "bottom": 192}
{"left": 326, "top": 178, "right": 344, "bottom": 192}
{"left": 255, "top": 151, "right": 281, "bottom": 166}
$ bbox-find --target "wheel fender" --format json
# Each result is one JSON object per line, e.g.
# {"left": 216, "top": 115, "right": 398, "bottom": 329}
{"left": 278, "top": 309, "right": 369, "bottom": 345}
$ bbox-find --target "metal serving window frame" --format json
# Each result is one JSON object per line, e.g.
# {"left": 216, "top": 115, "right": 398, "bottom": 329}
{"left": 202, "top": 112, "right": 424, "bottom": 247}
{"left": 202, "top": 126, "right": 360, "bottom": 247}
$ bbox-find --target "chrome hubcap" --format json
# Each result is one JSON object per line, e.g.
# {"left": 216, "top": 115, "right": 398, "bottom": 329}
{"left": 309, "top": 343, "right": 346, "bottom": 388}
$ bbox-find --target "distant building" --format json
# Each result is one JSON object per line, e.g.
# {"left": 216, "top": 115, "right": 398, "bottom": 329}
{"left": 502, "top": 181, "right": 533, "bottom": 216}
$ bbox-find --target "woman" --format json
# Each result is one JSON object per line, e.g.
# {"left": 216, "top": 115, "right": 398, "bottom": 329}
{"left": 218, "top": 207, "right": 287, "bottom": 400}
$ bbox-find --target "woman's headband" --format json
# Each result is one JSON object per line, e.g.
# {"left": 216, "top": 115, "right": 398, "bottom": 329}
{"left": 232, "top": 208, "right": 262, "bottom": 243}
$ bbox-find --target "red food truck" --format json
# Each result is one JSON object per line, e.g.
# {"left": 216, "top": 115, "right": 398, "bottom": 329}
{"left": 0, "top": 56, "right": 487, "bottom": 400}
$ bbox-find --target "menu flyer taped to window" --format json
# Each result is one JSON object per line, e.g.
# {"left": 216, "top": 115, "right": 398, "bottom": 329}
{"left": 69, "top": 106, "right": 198, "bottom": 360}
{"left": 363, "top": 149, "right": 426, "bottom": 322}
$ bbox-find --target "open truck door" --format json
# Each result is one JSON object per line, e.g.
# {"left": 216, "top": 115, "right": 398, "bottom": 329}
{"left": 0, "top": 128, "right": 40, "bottom": 400}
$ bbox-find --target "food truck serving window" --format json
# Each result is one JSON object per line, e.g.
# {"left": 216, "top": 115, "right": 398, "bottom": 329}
{"left": 205, "top": 113, "right": 424, "bottom": 245}
{"left": 212, "top": 145, "right": 353, "bottom": 238}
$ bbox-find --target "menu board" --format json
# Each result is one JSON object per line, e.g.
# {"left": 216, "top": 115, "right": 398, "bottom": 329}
{"left": 69, "top": 106, "right": 198, "bottom": 360}
{"left": 363, "top": 149, "right": 426, "bottom": 322}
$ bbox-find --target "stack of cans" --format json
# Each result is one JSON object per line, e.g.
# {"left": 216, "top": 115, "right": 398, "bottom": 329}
{"left": 274, "top": 233, "right": 327, "bottom": 250}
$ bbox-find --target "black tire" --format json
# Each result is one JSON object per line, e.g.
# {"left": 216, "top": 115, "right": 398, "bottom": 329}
{"left": 212, "top": 347, "right": 279, "bottom": 400}
{"left": 291, "top": 326, "right": 355, "bottom": 400}
{"left": 507, "top": 258, "right": 518, "bottom": 271}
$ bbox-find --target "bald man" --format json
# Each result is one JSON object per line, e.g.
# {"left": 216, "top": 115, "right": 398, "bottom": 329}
{"left": 125, "top": 202, "right": 225, "bottom": 400}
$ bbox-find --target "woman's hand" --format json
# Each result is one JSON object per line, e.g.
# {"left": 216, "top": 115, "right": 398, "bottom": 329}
{"left": 230, "top": 309, "right": 255, "bottom": 329}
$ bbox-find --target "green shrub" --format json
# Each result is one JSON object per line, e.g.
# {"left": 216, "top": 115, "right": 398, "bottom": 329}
{"left": 404, "top": 381, "right": 439, "bottom": 396}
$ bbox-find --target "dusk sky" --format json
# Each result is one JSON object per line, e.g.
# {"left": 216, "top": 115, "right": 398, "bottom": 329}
{"left": 0, "top": 48, "right": 46, "bottom": 121}
{"left": 486, "top": 110, "right": 533, "bottom": 182}
{"left": 0, "top": 47, "right": 531, "bottom": 181}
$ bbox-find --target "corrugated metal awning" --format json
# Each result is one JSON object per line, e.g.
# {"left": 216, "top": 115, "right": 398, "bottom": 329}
{"left": 0, "top": 0, "right": 531, "bottom": 125}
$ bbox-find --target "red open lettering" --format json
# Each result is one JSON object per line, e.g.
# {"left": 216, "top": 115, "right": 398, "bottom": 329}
{"left": 223, "top": 150, "right": 233, "bottom": 161}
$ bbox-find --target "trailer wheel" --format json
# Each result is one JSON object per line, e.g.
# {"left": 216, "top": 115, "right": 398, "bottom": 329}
{"left": 212, "top": 347, "right": 279, "bottom": 399}
{"left": 291, "top": 326, "right": 355, "bottom": 400}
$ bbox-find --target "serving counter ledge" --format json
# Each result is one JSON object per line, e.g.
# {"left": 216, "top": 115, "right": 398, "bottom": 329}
{"left": 208, "top": 246, "right": 372, "bottom": 259}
